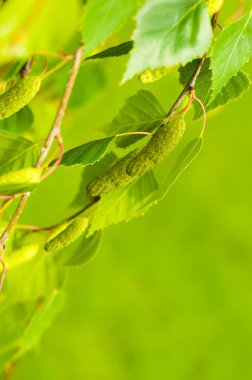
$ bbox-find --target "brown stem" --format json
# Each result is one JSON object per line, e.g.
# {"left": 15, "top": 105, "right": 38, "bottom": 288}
{"left": 0, "top": 44, "right": 83, "bottom": 291}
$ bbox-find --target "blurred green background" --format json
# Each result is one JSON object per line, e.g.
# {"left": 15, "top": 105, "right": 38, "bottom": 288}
{"left": 1, "top": 1, "right": 251, "bottom": 379}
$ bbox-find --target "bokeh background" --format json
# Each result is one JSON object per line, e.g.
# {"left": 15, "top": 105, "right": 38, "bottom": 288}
{"left": 1, "top": 0, "right": 251, "bottom": 379}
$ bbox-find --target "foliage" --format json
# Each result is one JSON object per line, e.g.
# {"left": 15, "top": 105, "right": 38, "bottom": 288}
{"left": 0, "top": 0, "right": 251, "bottom": 376}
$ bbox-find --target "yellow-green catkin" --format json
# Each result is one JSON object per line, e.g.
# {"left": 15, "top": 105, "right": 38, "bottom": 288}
{"left": 86, "top": 148, "right": 142, "bottom": 198}
{"left": 0, "top": 167, "right": 41, "bottom": 195}
{"left": 0, "top": 76, "right": 41, "bottom": 120}
{"left": 206, "top": 0, "right": 223, "bottom": 16}
{"left": 127, "top": 115, "right": 185, "bottom": 178}
{"left": 44, "top": 217, "right": 89, "bottom": 253}
{"left": 139, "top": 66, "right": 173, "bottom": 83}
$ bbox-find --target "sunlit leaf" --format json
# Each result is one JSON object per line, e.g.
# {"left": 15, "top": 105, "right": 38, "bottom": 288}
{"left": 59, "top": 137, "right": 114, "bottom": 167}
{"left": 123, "top": 0, "right": 212, "bottom": 82}
{"left": 82, "top": 0, "right": 137, "bottom": 57}
{"left": 211, "top": 10, "right": 252, "bottom": 100}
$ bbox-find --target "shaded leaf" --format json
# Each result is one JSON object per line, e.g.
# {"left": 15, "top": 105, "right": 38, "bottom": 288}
{"left": 85, "top": 41, "right": 133, "bottom": 60}
{"left": 179, "top": 59, "right": 251, "bottom": 119}
{"left": 88, "top": 170, "right": 158, "bottom": 235}
{"left": 211, "top": 10, "right": 252, "bottom": 100}
{"left": 59, "top": 137, "right": 114, "bottom": 167}
{"left": 0, "top": 106, "right": 34, "bottom": 134}
{"left": 0, "top": 130, "right": 41, "bottom": 175}
{"left": 123, "top": 0, "right": 212, "bottom": 82}
{"left": 82, "top": 0, "right": 137, "bottom": 57}
{"left": 139, "top": 138, "right": 203, "bottom": 216}
{"left": 103, "top": 90, "right": 166, "bottom": 148}
{"left": 65, "top": 231, "right": 102, "bottom": 267}
{"left": 11, "top": 291, "right": 64, "bottom": 362}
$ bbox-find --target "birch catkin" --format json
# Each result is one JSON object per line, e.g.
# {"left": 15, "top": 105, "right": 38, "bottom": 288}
{"left": 86, "top": 148, "right": 141, "bottom": 198}
{"left": 44, "top": 217, "right": 89, "bottom": 253}
{"left": 0, "top": 76, "right": 40, "bottom": 120}
{"left": 126, "top": 115, "right": 185, "bottom": 178}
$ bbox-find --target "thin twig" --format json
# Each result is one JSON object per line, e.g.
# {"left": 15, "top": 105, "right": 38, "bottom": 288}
{"left": 193, "top": 95, "right": 207, "bottom": 137}
{"left": 16, "top": 197, "right": 100, "bottom": 234}
{"left": 0, "top": 45, "right": 83, "bottom": 291}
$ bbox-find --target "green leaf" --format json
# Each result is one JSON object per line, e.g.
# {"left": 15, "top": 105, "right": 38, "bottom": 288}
{"left": 0, "top": 130, "right": 41, "bottom": 175}
{"left": 0, "top": 301, "right": 36, "bottom": 355}
{"left": 11, "top": 291, "right": 64, "bottom": 362}
{"left": 56, "top": 231, "right": 102, "bottom": 267}
{"left": 139, "top": 138, "right": 203, "bottom": 216}
{"left": 0, "top": 255, "right": 66, "bottom": 311}
{"left": 82, "top": 0, "right": 138, "bottom": 57}
{"left": 179, "top": 59, "right": 251, "bottom": 119}
{"left": 123, "top": 0, "right": 212, "bottom": 82}
{"left": 211, "top": 10, "right": 252, "bottom": 100}
{"left": 0, "top": 106, "right": 34, "bottom": 133}
{"left": 85, "top": 41, "right": 133, "bottom": 60}
{"left": 88, "top": 170, "right": 158, "bottom": 235}
{"left": 0, "top": 167, "right": 41, "bottom": 195}
{"left": 103, "top": 90, "right": 166, "bottom": 148}
{"left": 59, "top": 137, "right": 114, "bottom": 167}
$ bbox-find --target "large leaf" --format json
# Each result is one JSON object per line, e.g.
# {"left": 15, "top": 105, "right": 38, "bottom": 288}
{"left": 88, "top": 170, "right": 158, "bottom": 235}
{"left": 123, "top": 0, "right": 212, "bottom": 82}
{"left": 211, "top": 10, "right": 252, "bottom": 100}
{"left": 59, "top": 137, "right": 114, "bottom": 167}
{"left": 103, "top": 90, "right": 166, "bottom": 148}
{"left": 85, "top": 41, "right": 133, "bottom": 61}
{"left": 179, "top": 59, "right": 251, "bottom": 119}
{"left": 0, "top": 106, "right": 34, "bottom": 134}
{"left": 82, "top": 0, "right": 138, "bottom": 57}
{"left": 138, "top": 138, "right": 203, "bottom": 216}
{"left": 10, "top": 291, "right": 64, "bottom": 363}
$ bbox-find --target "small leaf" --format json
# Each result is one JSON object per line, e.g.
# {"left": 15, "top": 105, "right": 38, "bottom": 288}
{"left": 123, "top": 0, "right": 212, "bottom": 82}
{"left": 85, "top": 41, "right": 133, "bottom": 60}
{"left": 211, "top": 10, "right": 252, "bottom": 100}
{"left": 179, "top": 59, "right": 251, "bottom": 119}
{"left": 103, "top": 90, "right": 166, "bottom": 148}
{"left": 0, "top": 106, "right": 34, "bottom": 134}
{"left": 88, "top": 170, "right": 158, "bottom": 235}
{"left": 58, "top": 137, "right": 114, "bottom": 167}
{"left": 82, "top": 0, "right": 138, "bottom": 57}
